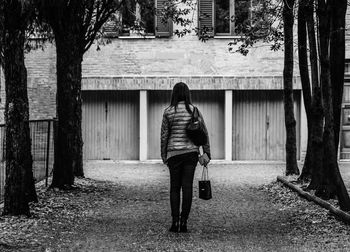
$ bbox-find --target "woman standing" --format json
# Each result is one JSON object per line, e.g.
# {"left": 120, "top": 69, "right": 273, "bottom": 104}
{"left": 161, "top": 82, "right": 211, "bottom": 233}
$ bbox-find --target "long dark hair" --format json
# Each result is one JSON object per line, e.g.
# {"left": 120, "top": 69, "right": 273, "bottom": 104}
{"left": 169, "top": 82, "right": 193, "bottom": 114}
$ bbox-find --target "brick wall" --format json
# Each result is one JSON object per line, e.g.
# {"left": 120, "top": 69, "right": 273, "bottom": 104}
{"left": 82, "top": 36, "right": 286, "bottom": 77}
{"left": 0, "top": 1, "right": 313, "bottom": 122}
{"left": 0, "top": 43, "right": 57, "bottom": 123}
{"left": 0, "top": 32, "right": 290, "bottom": 123}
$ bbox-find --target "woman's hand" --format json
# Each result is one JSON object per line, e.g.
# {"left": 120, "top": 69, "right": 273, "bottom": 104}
{"left": 199, "top": 153, "right": 210, "bottom": 167}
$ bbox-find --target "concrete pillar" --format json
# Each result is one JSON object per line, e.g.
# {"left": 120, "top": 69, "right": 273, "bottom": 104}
{"left": 139, "top": 90, "right": 148, "bottom": 161}
{"left": 299, "top": 92, "right": 308, "bottom": 161}
{"left": 225, "top": 90, "right": 233, "bottom": 161}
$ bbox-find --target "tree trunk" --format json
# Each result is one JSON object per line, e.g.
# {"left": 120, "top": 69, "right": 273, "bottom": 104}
{"left": 36, "top": 1, "right": 128, "bottom": 182}
{"left": 314, "top": 0, "right": 350, "bottom": 210}
{"left": 307, "top": 87, "right": 324, "bottom": 190}
{"left": 283, "top": 0, "right": 299, "bottom": 176}
{"left": 297, "top": 0, "right": 313, "bottom": 181}
{"left": 318, "top": 73, "right": 350, "bottom": 209}
{"left": 300, "top": 124, "right": 312, "bottom": 180}
{"left": 51, "top": 32, "right": 84, "bottom": 189}
{"left": 1, "top": 1, "right": 37, "bottom": 216}
{"left": 305, "top": 0, "right": 325, "bottom": 190}
{"left": 330, "top": 0, "right": 347, "bottom": 154}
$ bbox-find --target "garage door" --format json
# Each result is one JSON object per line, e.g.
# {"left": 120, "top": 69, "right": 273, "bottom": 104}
{"left": 147, "top": 90, "right": 225, "bottom": 160}
{"left": 232, "top": 90, "right": 300, "bottom": 160}
{"left": 340, "top": 82, "right": 350, "bottom": 159}
{"left": 82, "top": 91, "right": 139, "bottom": 160}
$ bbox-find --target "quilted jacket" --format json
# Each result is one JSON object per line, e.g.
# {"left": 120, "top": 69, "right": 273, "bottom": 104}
{"left": 160, "top": 102, "right": 211, "bottom": 163}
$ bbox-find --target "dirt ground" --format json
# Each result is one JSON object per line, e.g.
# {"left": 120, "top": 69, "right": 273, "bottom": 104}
{"left": 1, "top": 162, "right": 350, "bottom": 252}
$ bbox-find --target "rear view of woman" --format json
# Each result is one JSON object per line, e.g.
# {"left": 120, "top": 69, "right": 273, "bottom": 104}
{"left": 161, "top": 82, "right": 211, "bottom": 233}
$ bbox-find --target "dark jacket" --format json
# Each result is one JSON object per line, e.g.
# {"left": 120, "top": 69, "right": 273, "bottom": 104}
{"left": 160, "top": 102, "right": 211, "bottom": 163}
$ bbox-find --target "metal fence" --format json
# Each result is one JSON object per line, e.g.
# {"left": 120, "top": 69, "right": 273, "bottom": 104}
{"left": 0, "top": 119, "right": 55, "bottom": 202}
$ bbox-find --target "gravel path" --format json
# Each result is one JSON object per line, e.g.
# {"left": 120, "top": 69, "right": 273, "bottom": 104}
{"left": 51, "top": 161, "right": 347, "bottom": 252}
{"left": 72, "top": 162, "right": 289, "bottom": 251}
{"left": 2, "top": 162, "right": 350, "bottom": 251}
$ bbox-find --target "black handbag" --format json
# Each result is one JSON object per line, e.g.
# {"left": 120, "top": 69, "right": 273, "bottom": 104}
{"left": 198, "top": 165, "right": 212, "bottom": 200}
{"left": 186, "top": 107, "right": 207, "bottom": 146}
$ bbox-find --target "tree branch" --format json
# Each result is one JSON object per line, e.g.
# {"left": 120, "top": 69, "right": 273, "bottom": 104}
{"left": 83, "top": 0, "right": 125, "bottom": 53}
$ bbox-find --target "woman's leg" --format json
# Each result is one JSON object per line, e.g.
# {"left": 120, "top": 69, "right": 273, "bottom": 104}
{"left": 168, "top": 156, "right": 183, "bottom": 221}
{"left": 180, "top": 152, "right": 198, "bottom": 222}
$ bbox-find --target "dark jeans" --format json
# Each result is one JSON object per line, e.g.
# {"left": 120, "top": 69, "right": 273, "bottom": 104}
{"left": 167, "top": 152, "right": 198, "bottom": 221}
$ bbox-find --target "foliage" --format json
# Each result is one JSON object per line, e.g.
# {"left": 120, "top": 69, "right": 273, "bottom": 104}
{"left": 154, "top": 0, "right": 286, "bottom": 48}
{"left": 24, "top": 18, "right": 53, "bottom": 53}
{"left": 162, "top": 0, "right": 196, "bottom": 36}
{"left": 0, "top": 1, "right": 53, "bottom": 65}
{"left": 228, "top": 0, "right": 284, "bottom": 55}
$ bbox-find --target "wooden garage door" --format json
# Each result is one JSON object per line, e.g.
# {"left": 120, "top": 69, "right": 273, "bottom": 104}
{"left": 232, "top": 91, "right": 267, "bottom": 160}
{"left": 340, "top": 83, "right": 350, "bottom": 159}
{"left": 192, "top": 90, "right": 225, "bottom": 159}
{"left": 148, "top": 91, "right": 171, "bottom": 160}
{"left": 82, "top": 91, "right": 139, "bottom": 160}
{"left": 147, "top": 90, "right": 225, "bottom": 160}
{"left": 232, "top": 90, "right": 300, "bottom": 161}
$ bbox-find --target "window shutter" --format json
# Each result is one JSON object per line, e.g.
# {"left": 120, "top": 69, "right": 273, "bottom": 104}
{"left": 155, "top": 0, "right": 173, "bottom": 37}
{"left": 198, "top": 0, "right": 214, "bottom": 36}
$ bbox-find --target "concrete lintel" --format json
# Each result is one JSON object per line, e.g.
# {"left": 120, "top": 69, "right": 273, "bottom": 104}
{"left": 82, "top": 76, "right": 302, "bottom": 91}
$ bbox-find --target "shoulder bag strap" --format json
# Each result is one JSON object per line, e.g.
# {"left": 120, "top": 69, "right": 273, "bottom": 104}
{"left": 192, "top": 106, "right": 199, "bottom": 121}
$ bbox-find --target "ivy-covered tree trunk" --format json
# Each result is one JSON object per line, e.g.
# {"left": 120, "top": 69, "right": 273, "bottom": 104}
{"left": 1, "top": 0, "right": 37, "bottom": 216}
{"left": 51, "top": 31, "right": 84, "bottom": 189}
{"left": 283, "top": 0, "right": 299, "bottom": 176}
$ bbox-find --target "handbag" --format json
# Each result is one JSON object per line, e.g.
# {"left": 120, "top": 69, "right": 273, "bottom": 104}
{"left": 198, "top": 165, "right": 212, "bottom": 200}
{"left": 186, "top": 107, "right": 207, "bottom": 146}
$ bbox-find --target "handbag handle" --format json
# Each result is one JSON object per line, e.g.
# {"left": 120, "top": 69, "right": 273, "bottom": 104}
{"left": 201, "top": 165, "right": 209, "bottom": 181}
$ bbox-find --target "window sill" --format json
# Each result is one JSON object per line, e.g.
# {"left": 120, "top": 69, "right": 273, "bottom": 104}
{"left": 118, "top": 35, "right": 156, "bottom": 39}
{"left": 213, "top": 35, "right": 244, "bottom": 39}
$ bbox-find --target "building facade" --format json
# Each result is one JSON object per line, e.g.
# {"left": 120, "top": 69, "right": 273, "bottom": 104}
{"left": 79, "top": 0, "right": 305, "bottom": 162}
{"left": 2, "top": 0, "right": 350, "bottom": 161}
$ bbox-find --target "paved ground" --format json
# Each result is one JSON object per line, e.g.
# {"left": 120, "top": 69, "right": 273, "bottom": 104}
{"left": 42, "top": 161, "right": 345, "bottom": 252}
{"left": 79, "top": 162, "right": 289, "bottom": 251}
{"left": 4, "top": 161, "right": 350, "bottom": 251}
{"left": 84, "top": 161, "right": 286, "bottom": 187}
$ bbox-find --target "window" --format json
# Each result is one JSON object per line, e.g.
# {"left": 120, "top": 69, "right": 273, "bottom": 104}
{"left": 215, "top": 0, "right": 252, "bottom": 35}
{"left": 198, "top": 0, "right": 255, "bottom": 37}
{"left": 119, "top": 1, "right": 155, "bottom": 36}
{"left": 103, "top": 0, "right": 172, "bottom": 38}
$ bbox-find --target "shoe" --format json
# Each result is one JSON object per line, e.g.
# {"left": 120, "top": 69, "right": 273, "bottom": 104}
{"left": 169, "top": 218, "right": 179, "bottom": 232}
{"left": 179, "top": 220, "right": 187, "bottom": 233}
